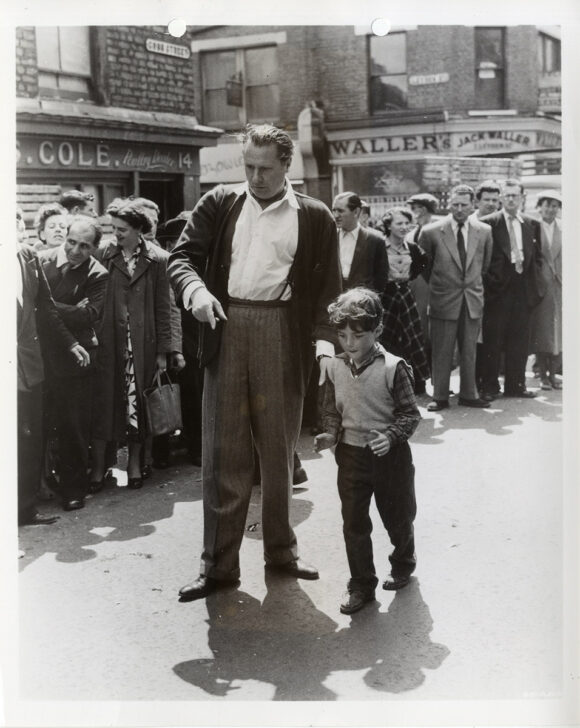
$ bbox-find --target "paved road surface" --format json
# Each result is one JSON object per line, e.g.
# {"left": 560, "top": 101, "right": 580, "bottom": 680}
{"left": 9, "top": 375, "right": 576, "bottom": 726}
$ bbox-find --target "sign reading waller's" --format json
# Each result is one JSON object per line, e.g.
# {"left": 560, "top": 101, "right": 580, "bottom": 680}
{"left": 17, "top": 137, "right": 197, "bottom": 173}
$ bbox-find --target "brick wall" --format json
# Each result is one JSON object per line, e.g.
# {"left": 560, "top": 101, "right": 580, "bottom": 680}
{"left": 15, "top": 27, "right": 38, "bottom": 98}
{"left": 505, "top": 26, "right": 539, "bottom": 112}
{"left": 103, "top": 26, "right": 195, "bottom": 114}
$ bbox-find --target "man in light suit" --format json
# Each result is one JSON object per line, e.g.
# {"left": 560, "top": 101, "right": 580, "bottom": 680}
{"left": 418, "top": 184, "right": 493, "bottom": 411}
{"left": 332, "top": 192, "right": 388, "bottom": 293}
{"left": 480, "top": 179, "right": 544, "bottom": 399}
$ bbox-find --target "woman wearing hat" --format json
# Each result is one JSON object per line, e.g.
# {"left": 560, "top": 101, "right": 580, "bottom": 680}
{"left": 529, "top": 191, "right": 562, "bottom": 390}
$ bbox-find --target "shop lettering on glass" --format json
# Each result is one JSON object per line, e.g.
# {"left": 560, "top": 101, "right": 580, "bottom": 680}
{"left": 330, "top": 134, "right": 452, "bottom": 156}
{"left": 17, "top": 138, "right": 195, "bottom": 172}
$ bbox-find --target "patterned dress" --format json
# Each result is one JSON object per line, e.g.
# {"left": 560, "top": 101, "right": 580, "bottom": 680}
{"left": 121, "top": 244, "right": 141, "bottom": 438}
{"left": 380, "top": 238, "right": 430, "bottom": 382}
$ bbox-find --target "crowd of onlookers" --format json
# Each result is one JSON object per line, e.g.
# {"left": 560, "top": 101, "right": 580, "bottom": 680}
{"left": 16, "top": 176, "right": 562, "bottom": 526}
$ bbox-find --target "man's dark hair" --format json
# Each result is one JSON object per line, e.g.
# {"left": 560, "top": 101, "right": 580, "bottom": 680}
{"left": 328, "top": 287, "right": 384, "bottom": 332}
{"left": 334, "top": 192, "right": 362, "bottom": 212}
{"left": 239, "top": 123, "right": 294, "bottom": 165}
{"left": 450, "top": 184, "right": 475, "bottom": 202}
{"left": 475, "top": 180, "right": 501, "bottom": 200}
{"left": 59, "top": 189, "right": 94, "bottom": 212}
{"left": 67, "top": 215, "right": 103, "bottom": 247}
{"left": 106, "top": 198, "right": 153, "bottom": 234}
{"left": 501, "top": 178, "right": 525, "bottom": 194}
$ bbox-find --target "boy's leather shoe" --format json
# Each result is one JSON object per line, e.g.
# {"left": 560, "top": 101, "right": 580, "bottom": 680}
{"left": 340, "top": 590, "right": 375, "bottom": 614}
{"left": 382, "top": 574, "right": 411, "bottom": 591}
{"left": 266, "top": 559, "right": 319, "bottom": 580}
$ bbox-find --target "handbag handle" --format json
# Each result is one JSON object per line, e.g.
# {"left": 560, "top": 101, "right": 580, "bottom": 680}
{"left": 152, "top": 368, "right": 175, "bottom": 389}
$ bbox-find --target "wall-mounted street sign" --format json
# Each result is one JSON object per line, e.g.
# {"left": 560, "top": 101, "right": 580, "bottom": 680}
{"left": 145, "top": 38, "right": 191, "bottom": 60}
{"left": 408, "top": 73, "right": 449, "bottom": 86}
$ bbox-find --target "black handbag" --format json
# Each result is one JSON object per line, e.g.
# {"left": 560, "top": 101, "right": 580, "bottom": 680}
{"left": 143, "top": 370, "right": 182, "bottom": 437}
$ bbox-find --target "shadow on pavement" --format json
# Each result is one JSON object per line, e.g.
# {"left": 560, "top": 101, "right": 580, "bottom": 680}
{"left": 412, "top": 387, "right": 562, "bottom": 445}
{"left": 173, "top": 577, "right": 448, "bottom": 700}
{"left": 18, "top": 462, "right": 203, "bottom": 570}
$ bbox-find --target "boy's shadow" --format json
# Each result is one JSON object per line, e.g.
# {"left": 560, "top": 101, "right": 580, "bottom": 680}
{"left": 173, "top": 577, "right": 448, "bottom": 700}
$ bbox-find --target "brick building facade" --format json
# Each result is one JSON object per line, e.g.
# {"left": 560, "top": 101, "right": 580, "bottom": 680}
{"left": 16, "top": 24, "right": 561, "bottom": 227}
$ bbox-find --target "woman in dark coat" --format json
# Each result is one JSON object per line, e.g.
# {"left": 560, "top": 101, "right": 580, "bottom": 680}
{"left": 90, "top": 198, "right": 172, "bottom": 489}
{"left": 379, "top": 206, "right": 430, "bottom": 392}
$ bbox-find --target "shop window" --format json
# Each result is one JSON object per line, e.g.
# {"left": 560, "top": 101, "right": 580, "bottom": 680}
{"left": 369, "top": 32, "right": 408, "bottom": 114}
{"left": 474, "top": 27, "right": 505, "bottom": 109}
{"left": 35, "top": 26, "right": 93, "bottom": 101}
{"left": 537, "top": 33, "right": 561, "bottom": 73}
{"left": 201, "top": 45, "right": 280, "bottom": 127}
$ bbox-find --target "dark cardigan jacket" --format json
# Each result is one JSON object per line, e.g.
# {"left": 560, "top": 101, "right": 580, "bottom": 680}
{"left": 168, "top": 184, "right": 342, "bottom": 394}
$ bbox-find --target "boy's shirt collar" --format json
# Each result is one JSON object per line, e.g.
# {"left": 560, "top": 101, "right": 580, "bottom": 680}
{"left": 337, "top": 342, "right": 385, "bottom": 377}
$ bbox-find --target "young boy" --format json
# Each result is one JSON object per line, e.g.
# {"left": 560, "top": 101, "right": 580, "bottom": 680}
{"left": 315, "top": 287, "right": 421, "bottom": 614}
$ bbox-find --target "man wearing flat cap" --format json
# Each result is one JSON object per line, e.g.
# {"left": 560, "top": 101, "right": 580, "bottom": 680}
{"left": 406, "top": 193, "right": 438, "bottom": 393}
{"left": 529, "top": 190, "right": 562, "bottom": 390}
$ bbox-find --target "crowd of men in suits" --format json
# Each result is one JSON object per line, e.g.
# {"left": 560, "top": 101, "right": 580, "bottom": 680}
{"left": 16, "top": 175, "right": 562, "bottom": 526}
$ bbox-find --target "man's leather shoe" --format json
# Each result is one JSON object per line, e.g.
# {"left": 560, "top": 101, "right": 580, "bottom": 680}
{"left": 19, "top": 512, "right": 59, "bottom": 526}
{"left": 340, "top": 590, "right": 375, "bottom": 614}
{"left": 266, "top": 559, "right": 319, "bottom": 580}
{"left": 63, "top": 499, "right": 84, "bottom": 512}
{"left": 178, "top": 575, "right": 218, "bottom": 601}
{"left": 127, "top": 477, "right": 143, "bottom": 489}
{"left": 427, "top": 400, "right": 449, "bottom": 412}
{"left": 480, "top": 391, "right": 497, "bottom": 402}
{"left": 503, "top": 389, "right": 536, "bottom": 399}
{"left": 88, "top": 478, "right": 105, "bottom": 494}
{"left": 292, "top": 466, "right": 308, "bottom": 485}
{"left": 458, "top": 397, "right": 490, "bottom": 408}
{"left": 382, "top": 574, "right": 410, "bottom": 591}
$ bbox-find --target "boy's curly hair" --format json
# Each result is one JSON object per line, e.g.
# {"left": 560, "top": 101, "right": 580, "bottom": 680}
{"left": 327, "top": 287, "right": 384, "bottom": 332}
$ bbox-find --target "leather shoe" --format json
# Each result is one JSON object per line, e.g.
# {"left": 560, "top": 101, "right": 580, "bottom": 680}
{"left": 503, "top": 389, "right": 536, "bottom": 399}
{"left": 127, "top": 477, "right": 143, "bottom": 489}
{"left": 178, "top": 575, "right": 238, "bottom": 602}
{"left": 292, "top": 466, "right": 308, "bottom": 485}
{"left": 88, "top": 478, "right": 105, "bottom": 494}
{"left": 550, "top": 379, "right": 562, "bottom": 390}
{"left": 479, "top": 391, "right": 497, "bottom": 402}
{"left": 266, "top": 558, "right": 319, "bottom": 580}
{"left": 427, "top": 400, "right": 449, "bottom": 412}
{"left": 63, "top": 499, "right": 84, "bottom": 512}
{"left": 18, "top": 512, "right": 59, "bottom": 526}
{"left": 382, "top": 574, "right": 410, "bottom": 591}
{"left": 458, "top": 397, "right": 490, "bottom": 408}
{"left": 340, "top": 590, "right": 375, "bottom": 615}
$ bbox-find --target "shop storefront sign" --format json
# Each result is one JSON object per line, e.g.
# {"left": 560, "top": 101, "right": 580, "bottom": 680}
{"left": 329, "top": 129, "right": 562, "bottom": 159}
{"left": 17, "top": 137, "right": 197, "bottom": 173}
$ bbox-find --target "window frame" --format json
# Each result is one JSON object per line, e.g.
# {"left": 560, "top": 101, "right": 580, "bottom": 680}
{"left": 473, "top": 26, "right": 506, "bottom": 110}
{"left": 35, "top": 26, "right": 95, "bottom": 102}
{"left": 368, "top": 31, "right": 409, "bottom": 115}
{"left": 200, "top": 44, "right": 280, "bottom": 128}
{"left": 537, "top": 32, "right": 561, "bottom": 74}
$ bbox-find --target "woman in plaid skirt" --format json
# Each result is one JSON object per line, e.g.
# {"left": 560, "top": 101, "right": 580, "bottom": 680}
{"left": 379, "top": 207, "right": 430, "bottom": 393}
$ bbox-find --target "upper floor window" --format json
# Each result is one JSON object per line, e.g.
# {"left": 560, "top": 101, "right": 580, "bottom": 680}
{"left": 201, "top": 45, "right": 279, "bottom": 128}
{"left": 35, "top": 26, "right": 93, "bottom": 101}
{"left": 538, "top": 32, "right": 561, "bottom": 73}
{"left": 474, "top": 27, "right": 505, "bottom": 109}
{"left": 369, "top": 32, "right": 408, "bottom": 114}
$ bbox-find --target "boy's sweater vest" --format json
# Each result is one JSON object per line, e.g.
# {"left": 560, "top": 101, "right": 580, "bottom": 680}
{"left": 327, "top": 348, "right": 405, "bottom": 448}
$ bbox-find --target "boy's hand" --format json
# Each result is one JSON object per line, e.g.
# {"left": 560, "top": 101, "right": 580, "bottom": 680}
{"left": 314, "top": 432, "right": 337, "bottom": 452}
{"left": 369, "top": 429, "right": 391, "bottom": 457}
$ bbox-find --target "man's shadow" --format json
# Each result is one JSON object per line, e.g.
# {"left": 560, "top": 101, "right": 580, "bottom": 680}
{"left": 173, "top": 576, "right": 448, "bottom": 700}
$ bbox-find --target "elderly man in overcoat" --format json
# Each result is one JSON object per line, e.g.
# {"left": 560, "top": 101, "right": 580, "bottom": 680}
{"left": 169, "top": 124, "right": 342, "bottom": 601}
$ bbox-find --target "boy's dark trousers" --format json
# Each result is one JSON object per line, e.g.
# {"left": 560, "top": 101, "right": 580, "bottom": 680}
{"left": 335, "top": 441, "right": 416, "bottom": 593}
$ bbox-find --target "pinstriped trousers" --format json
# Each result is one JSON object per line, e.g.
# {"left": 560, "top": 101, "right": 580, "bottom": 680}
{"left": 200, "top": 301, "right": 302, "bottom": 581}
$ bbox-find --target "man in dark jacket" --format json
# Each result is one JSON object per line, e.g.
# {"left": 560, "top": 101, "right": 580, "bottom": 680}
{"left": 17, "top": 234, "right": 90, "bottom": 525}
{"left": 38, "top": 216, "right": 108, "bottom": 511}
{"left": 480, "top": 179, "right": 544, "bottom": 399}
{"left": 169, "top": 124, "right": 342, "bottom": 600}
